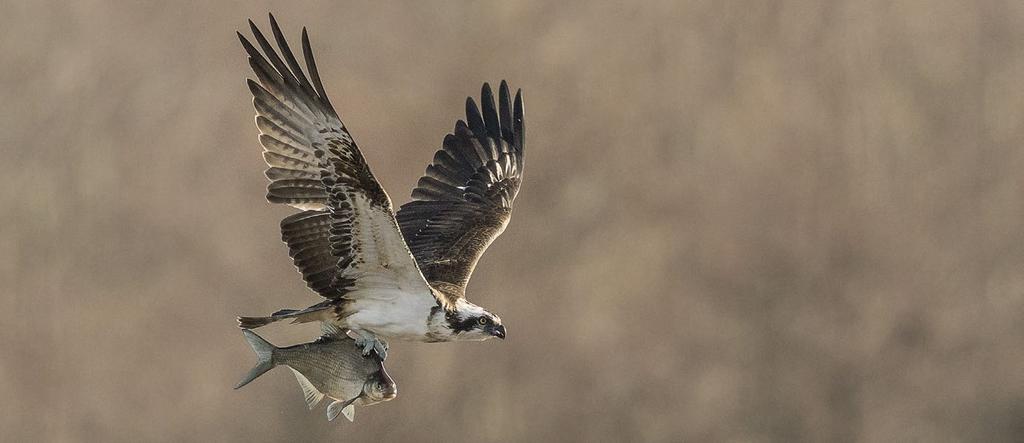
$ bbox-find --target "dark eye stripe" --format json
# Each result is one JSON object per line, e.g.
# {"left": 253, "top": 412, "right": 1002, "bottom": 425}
{"left": 449, "top": 314, "right": 484, "bottom": 333}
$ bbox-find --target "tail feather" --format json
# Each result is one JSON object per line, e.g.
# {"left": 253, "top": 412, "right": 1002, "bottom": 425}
{"left": 237, "top": 302, "right": 334, "bottom": 329}
{"left": 238, "top": 315, "right": 280, "bottom": 329}
{"left": 235, "top": 330, "right": 278, "bottom": 389}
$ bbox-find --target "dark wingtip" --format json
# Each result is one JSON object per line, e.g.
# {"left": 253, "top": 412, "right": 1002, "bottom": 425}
{"left": 247, "top": 19, "right": 267, "bottom": 52}
{"left": 498, "top": 80, "right": 513, "bottom": 141}
{"left": 301, "top": 26, "right": 333, "bottom": 111}
{"left": 267, "top": 13, "right": 282, "bottom": 38}
{"left": 481, "top": 83, "right": 494, "bottom": 109}
{"left": 267, "top": 13, "right": 282, "bottom": 39}
{"left": 466, "top": 97, "right": 484, "bottom": 133}
{"left": 480, "top": 82, "right": 501, "bottom": 139}
{"left": 237, "top": 31, "right": 261, "bottom": 59}
{"left": 267, "top": 12, "right": 315, "bottom": 97}
{"left": 513, "top": 88, "right": 525, "bottom": 149}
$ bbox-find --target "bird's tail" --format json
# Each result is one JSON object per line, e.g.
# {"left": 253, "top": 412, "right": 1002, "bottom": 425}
{"left": 234, "top": 330, "right": 278, "bottom": 389}
{"left": 237, "top": 309, "right": 301, "bottom": 329}
{"left": 237, "top": 303, "right": 335, "bottom": 329}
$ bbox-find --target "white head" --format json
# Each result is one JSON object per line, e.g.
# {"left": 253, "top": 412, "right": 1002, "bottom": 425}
{"left": 427, "top": 298, "right": 505, "bottom": 342}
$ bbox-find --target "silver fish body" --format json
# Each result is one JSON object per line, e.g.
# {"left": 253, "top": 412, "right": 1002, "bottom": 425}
{"left": 235, "top": 329, "right": 397, "bottom": 421}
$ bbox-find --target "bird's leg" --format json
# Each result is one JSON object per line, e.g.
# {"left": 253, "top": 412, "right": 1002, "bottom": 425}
{"left": 352, "top": 331, "right": 389, "bottom": 360}
{"left": 373, "top": 337, "right": 388, "bottom": 360}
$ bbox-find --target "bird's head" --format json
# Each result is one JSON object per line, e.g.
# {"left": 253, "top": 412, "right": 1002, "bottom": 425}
{"left": 445, "top": 299, "right": 506, "bottom": 341}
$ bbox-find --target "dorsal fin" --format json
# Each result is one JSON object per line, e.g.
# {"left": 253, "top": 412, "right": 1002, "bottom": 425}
{"left": 320, "top": 322, "right": 346, "bottom": 338}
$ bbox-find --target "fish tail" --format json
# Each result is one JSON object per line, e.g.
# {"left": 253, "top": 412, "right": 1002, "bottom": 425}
{"left": 234, "top": 330, "right": 278, "bottom": 389}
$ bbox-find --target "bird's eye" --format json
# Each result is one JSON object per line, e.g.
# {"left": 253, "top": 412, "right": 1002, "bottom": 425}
{"left": 478, "top": 317, "right": 488, "bottom": 325}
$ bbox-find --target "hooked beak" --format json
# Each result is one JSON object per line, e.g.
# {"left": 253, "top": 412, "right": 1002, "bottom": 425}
{"left": 489, "top": 324, "right": 506, "bottom": 340}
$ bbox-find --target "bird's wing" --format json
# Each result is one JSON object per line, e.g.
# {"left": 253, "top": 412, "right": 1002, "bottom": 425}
{"left": 396, "top": 82, "right": 525, "bottom": 298}
{"left": 240, "top": 16, "right": 435, "bottom": 302}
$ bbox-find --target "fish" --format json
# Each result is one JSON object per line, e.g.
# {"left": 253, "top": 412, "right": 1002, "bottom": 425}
{"left": 235, "top": 327, "right": 397, "bottom": 422}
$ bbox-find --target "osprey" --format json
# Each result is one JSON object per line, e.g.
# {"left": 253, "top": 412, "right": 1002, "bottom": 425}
{"left": 235, "top": 16, "right": 525, "bottom": 359}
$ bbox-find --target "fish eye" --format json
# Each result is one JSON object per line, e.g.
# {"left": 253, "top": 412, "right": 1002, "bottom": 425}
{"left": 477, "top": 317, "right": 489, "bottom": 326}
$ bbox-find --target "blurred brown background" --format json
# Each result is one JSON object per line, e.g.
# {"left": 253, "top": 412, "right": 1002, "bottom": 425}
{"left": 3, "top": 1, "right": 1024, "bottom": 441}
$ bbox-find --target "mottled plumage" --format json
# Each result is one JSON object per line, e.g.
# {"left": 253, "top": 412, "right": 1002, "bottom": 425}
{"left": 235, "top": 15, "right": 521, "bottom": 356}
{"left": 397, "top": 81, "right": 525, "bottom": 304}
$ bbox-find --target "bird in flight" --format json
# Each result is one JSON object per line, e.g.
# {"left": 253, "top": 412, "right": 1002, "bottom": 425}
{"left": 235, "top": 15, "right": 525, "bottom": 360}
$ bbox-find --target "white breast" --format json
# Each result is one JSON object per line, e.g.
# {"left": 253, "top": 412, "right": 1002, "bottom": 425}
{"left": 342, "top": 288, "right": 438, "bottom": 341}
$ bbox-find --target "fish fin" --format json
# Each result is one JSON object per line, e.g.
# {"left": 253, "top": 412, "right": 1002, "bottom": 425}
{"left": 319, "top": 322, "right": 347, "bottom": 338}
{"left": 326, "top": 400, "right": 344, "bottom": 421}
{"left": 327, "top": 398, "right": 358, "bottom": 422}
{"left": 289, "top": 367, "right": 324, "bottom": 410}
{"left": 234, "top": 330, "right": 277, "bottom": 389}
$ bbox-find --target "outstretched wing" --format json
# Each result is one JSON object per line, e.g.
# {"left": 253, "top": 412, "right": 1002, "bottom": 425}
{"left": 240, "top": 15, "right": 434, "bottom": 302}
{"left": 396, "top": 81, "right": 525, "bottom": 298}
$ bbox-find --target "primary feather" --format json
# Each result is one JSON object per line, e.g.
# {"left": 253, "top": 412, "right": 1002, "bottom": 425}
{"left": 238, "top": 14, "right": 436, "bottom": 304}
{"left": 397, "top": 81, "right": 526, "bottom": 302}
